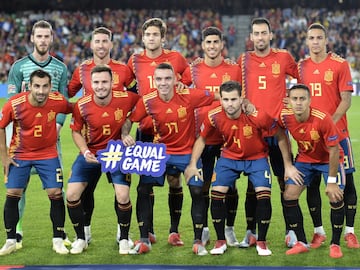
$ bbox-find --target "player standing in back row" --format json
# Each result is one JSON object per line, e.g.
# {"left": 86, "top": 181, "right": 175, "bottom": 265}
{"left": 127, "top": 18, "right": 189, "bottom": 246}
{"left": 298, "top": 23, "right": 359, "bottom": 249}
{"left": 237, "top": 17, "right": 300, "bottom": 248}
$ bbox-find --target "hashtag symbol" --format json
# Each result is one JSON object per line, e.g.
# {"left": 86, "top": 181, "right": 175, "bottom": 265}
{"left": 99, "top": 143, "right": 123, "bottom": 170}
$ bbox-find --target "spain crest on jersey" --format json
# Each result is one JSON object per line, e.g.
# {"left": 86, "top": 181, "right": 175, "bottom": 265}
{"left": 324, "top": 70, "right": 333, "bottom": 83}
{"left": 243, "top": 124, "right": 253, "bottom": 138}
{"left": 48, "top": 110, "right": 56, "bottom": 122}
{"left": 177, "top": 107, "right": 187, "bottom": 119}
{"left": 112, "top": 72, "right": 119, "bottom": 85}
{"left": 222, "top": 73, "right": 231, "bottom": 83}
{"left": 114, "top": 109, "right": 123, "bottom": 122}
{"left": 310, "top": 129, "right": 320, "bottom": 141}
{"left": 272, "top": 62, "right": 280, "bottom": 75}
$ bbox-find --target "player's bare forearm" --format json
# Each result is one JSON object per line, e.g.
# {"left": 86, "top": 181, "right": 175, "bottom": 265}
{"left": 72, "top": 130, "right": 89, "bottom": 155}
{"left": 328, "top": 145, "right": 340, "bottom": 178}
{"left": 333, "top": 91, "right": 351, "bottom": 124}
{"left": 121, "top": 118, "right": 135, "bottom": 146}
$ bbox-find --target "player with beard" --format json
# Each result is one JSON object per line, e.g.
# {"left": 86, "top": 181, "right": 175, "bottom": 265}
{"left": 181, "top": 26, "right": 242, "bottom": 247}
{"left": 185, "top": 80, "right": 297, "bottom": 256}
{"left": 237, "top": 17, "right": 300, "bottom": 249}
{"left": 67, "top": 26, "right": 137, "bottom": 245}
{"left": 68, "top": 26, "right": 136, "bottom": 97}
{"left": 0, "top": 69, "right": 73, "bottom": 256}
{"left": 6, "top": 20, "right": 69, "bottom": 249}
{"left": 127, "top": 18, "right": 189, "bottom": 246}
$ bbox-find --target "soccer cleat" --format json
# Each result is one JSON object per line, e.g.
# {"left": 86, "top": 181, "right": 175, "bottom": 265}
{"left": 285, "top": 230, "right": 297, "bottom": 248}
{"left": 225, "top": 226, "right": 240, "bottom": 247}
{"left": 0, "top": 239, "right": 17, "bottom": 256}
{"left": 70, "top": 239, "right": 88, "bottom": 254}
{"left": 329, "top": 244, "right": 343, "bottom": 258}
{"left": 256, "top": 241, "right": 272, "bottom": 256}
{"left": 52, "top": 237, "right": 69, "bottom": 255}
{"left": 128, "top": 241, "right": 151, "bottom": 255}
{"left": 192, "top": 240, "right": 208, "bottom": 256}
{"left": 310, "top": 233, "right": 326, "bottom": 249}
{"left": 148, "top": 232, "right": 157, "bottom": 244}
{"left": 119, "top": 239, "right": 131, "bottom": 255}
{"left": 201, "top": 227, "right": 210, "bottom": 246}
{"left": 286, "top": 241, "right": 309, "bottom": 255}
{"left": 210, "top": 240, "right": 227, "bottom": 255}
{"left": 84, "top": 226, "right": 92, "bottom": 244}
{"left": 16, "top": 233, "right": 23, "bottom": 250}
{"left": 168, "top": 232, "right": 184, "bottom": 246}
{"left": 239, "top": 230, "right": 257, "bottom": 248}
{"left": 344, "top": 233, "right": 360, "bottom": 248}
{"left": 116, "top": 225, "right": 134, "bottom": 247}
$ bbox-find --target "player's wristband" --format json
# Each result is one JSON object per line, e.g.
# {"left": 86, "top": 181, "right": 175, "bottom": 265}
{"left": 327, "top": 176, "right": 337, "bottom": 184}
{"left": 83, "top": 150, "right": 91, "bottom": 159}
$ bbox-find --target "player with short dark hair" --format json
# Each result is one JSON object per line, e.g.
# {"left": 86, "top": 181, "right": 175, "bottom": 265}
{"left": 280, "top": 83, "right": 346, "bottom": 258}
{"left": 127, "top": 18, "right": 189, "bottom": 245}
{"left": 181, "top": 26, "right": 242, "bottom": 247}
{"left": 122, "top": 62, "right": 218, "bottom": 255}
{"left": 237, "top": 17, "right": 300, "bottom": 248}
{"left": 67, "top": 26, "right": 137, "bottom": 245}
{"left": 298, "top": 22, "right": 359, "bottom": 249}
{"left": 185, "top": 80, "right": 296, "bottom": 256}
{"left": 0, "top": 69, "right": 73, "bottom": 256}
{"left": 66, "top": 65, "right": 139, "bottom": 255}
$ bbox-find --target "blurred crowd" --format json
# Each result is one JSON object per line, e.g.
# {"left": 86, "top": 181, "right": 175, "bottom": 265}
{"left": 0, "top": 7, "right": 360, "bottom": 83}
{"left": 0, "top": 9, "right": 223, "bottom": 83}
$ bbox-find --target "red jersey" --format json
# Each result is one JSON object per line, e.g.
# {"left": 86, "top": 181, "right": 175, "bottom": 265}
{"left": 127, "top": 49, "right": 189, "bottom": 134}
{"left": 68, "top": 59, "right": 136, "bottom": 98}
{"left": 130, "top": 88, "right": 215, "bottom": 154}
{"left": 0, "top": 92, "right": 73, "bottom": 160}
{"left": 279, "top": 107, "right": 341, "bottom": 163}
{"left": 70, "top": 90, "right": 139, "bottom": 154}
{"left": 200, "top": 107, "right": 277, "bottom": 160}
{"left": 128, "top": 49, "right": 188, "bottom": 96}
{"left": 182, "top": 58, "right": 242, "bottom": 145}
{"left": 237, "top": 49, "right": 299, "bottom": 118}
{"left": 298, "top": 52, "right": 353, "bottom": 138}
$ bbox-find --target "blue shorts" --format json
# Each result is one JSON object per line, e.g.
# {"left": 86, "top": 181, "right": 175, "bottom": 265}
{"left": 68, "top": 154, "right": 130, "bottom": 186}
{"left": 140, "top": 154, "right": 202, "bottom": 187}
{"left": 213, "top": 157, "right": 272, "bottom": 189}
{"left": 286, "top": 162, "right": 345, "bottom": 189}
{"left": 6, "top": 158, "right": 63, "bottom": 189}
{"left": 340, "top": 137, "right": 355, "bottom": 174}
{"left": 264, "top": 136, "right": 285, "bottom": 177}
{"left": 201, "top": 144, "right": 221, "bottom": 183}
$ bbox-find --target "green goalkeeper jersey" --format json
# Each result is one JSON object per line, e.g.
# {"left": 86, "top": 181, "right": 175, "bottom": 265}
{"left": 7, "top": 54, "right": 68, "bottom": 125}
